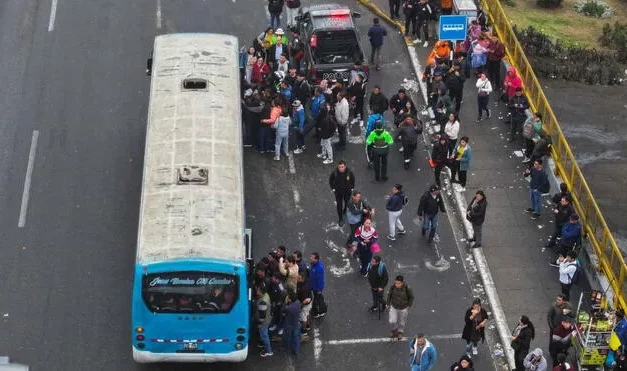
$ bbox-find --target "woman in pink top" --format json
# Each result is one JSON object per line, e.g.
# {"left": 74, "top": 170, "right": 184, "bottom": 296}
{"left": 503, "top": 66, "right": 523, "bottom": 98}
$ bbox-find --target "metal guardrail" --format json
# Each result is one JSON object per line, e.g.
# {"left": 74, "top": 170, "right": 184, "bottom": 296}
{"left": 479, "top": 0, "right": 627, "bottom": 310}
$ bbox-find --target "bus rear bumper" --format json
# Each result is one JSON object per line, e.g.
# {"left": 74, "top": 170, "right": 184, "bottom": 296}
{"left": 132, "top": 347, "right": 247, "bottom": 363}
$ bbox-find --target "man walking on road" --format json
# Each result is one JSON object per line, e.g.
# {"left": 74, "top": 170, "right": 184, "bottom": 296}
{"left": 386, "top": 184, "right": 408, "bottom": 241}
{"left": 335, "top": 91, "right": 350, "bottom": 151}
{"left": 387, "top": 275, "right": 414, "bottom": 340}
{"left": 409, "top": 333, "right": 437, "bottom": 370}
{"left": 417, "top": 185, "right": 446, "bottom": 242}
{"left": 329, "top": 160, "right": 356, "bottom": 226}
{"left": 368, "top": 18, "right": 387, "bottom": 71}
{"left": 368, "top": 255, "right": 389, "bottom": 312}
{"left": 367, "top": 122, "right": 394, "bottom": 182}
{"left": 310, "top": 252, "right": 328, "bottom": 318}
{"left": 524, "top": 159, "right": 549, "bottom": 220}
{"left": 369, "top": 85, "right": 389, "bottom": 115}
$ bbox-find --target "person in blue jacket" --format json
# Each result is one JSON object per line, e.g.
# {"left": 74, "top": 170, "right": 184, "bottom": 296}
{"left": 409, "top": 333, "right": 437, "bottom": 370}
{"left": 311, "top": 87, "right": 326, "bottom": 120}
{"left": 309, "top": 252, "right": 327, "bottom": 318}
{"left": 365, "top": 112, "right": 384, "bottom": 139}
{"left": 556, "top": 214, "right": 582, "bottom": 256}
{"left": 615, "top": 310, "right": 627, "bottom": 350}
{"left": 291, "top": 100, "right": 306, "bottom": 153}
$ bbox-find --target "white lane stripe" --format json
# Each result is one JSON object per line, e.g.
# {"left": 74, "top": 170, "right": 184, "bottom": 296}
{"left": 326, "top": 333, "right": 462, "bottom": 345}
{"left": 18, "top": 130, "right": 40, "bottom": 228}
{"left": 156, "top": 0, "right": 162, "bottom": 29}
{"left": 313, "top": 327, "right": 322, "bottom": 365}
{"left": 287, "top": 152, "right": 296, "bottom": 174}
{"left": 48, "top": 0, "right": 58, "bottom": 32}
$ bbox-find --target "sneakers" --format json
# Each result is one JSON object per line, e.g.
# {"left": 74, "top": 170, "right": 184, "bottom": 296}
{"left": 531, "top": 212, "right": 541, "bottom": 219}
{"left": 314, "top": 312, "right": 327, "bottom": 318}
{"left": 397, "top": 331, "right": 404, "bottom": 340}
{"left": 525, "top": 208, "right": 534, "bottom": 213}
{"left": 423, "top": 41, "right": 429, "bottom": 48}
{"left": 274, "top": 156, "right": 280, "bottom": 161}
{"left": 413, "top": 38, "right": 422, "bottom": 44}
{"left": 369, "top": 305, "right": 378, "bottom": 312}
{"left": 323, "top": 158, "right": 334, "bottom": 165}
{"left": 293, "top": 148, "right": 303, "bottom": 154}
{"left": 387, "top": 235, "right": 396, "bottom": 241}
{"left": 277, "top": 329, "right": 284, "bottom": 336}
{"left": 397, "top": 229, "right": 406, "bottom": 235}
{"left": 269, "top": 325, "right": 277, "bottom": 331}
{"left": 316, "top": 153, "right": 326, "bottom": 159}
{"left": 472, "top": 346, "right": 478, "bottom": 355}
{"left": 338, "top": 218, "right": 345, "bottom": 227}
{"left": 476, "top": 117, "right": 482, "bottom": 123}
{"left": 260, "top": 351, "right": 273, "bottom": 358}
{"left": 487, "top": 109, "right": 492, "bottom": 118}
{"left": 399, "top": 147, "right": 404, "bottom": 152}
{"left": 522, "top": 157, "right": 531, "bottom": 163}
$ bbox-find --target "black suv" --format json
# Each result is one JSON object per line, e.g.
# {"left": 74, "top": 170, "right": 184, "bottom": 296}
{"left": 296, "top": 4, "right": 368, "bottom": 85}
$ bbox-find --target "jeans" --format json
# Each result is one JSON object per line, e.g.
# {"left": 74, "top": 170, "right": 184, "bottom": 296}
{"left": 530, "top": 188, "right": 542, "bottom": 214}
{"left": 389, "top": 307, "right": 409, "bottom": 333}
{"left": 466, "top": 340, "right": 478, "bottom": 354}
{"left": 320, "top": 138, "right": 333, "bottom": 160}
{"left": 373, "top": 151, "right": 388, "bottom": 180}
{"left": 388, "top": 209, "right": 404, "bottom": 236}
{"left": 371, "top": 289, "right": 386, "bottom": 309}
{"left": 447, "top": 138, "right": 457, "bottom": 157}
{"left": 450, "top": 90, "right": 463, "bottom": 114}
{"left": 259, "top": 324, "right": 272, "bottom": 353}
{"left": 285, "top": 7, "right": 298, "bottom": 27}
{"left": 510, "top": 113, "right": 525, "bottom": 141}
{"left": 477, "top": 94, "right": 489, "bottom": 118}
{"left": 283, "top": 326, "right": 301, "bottom": 355}
{"left": 415, "top": 18, "right": 429, "bottom": 40}
{"left": 524, "top": 138, "right": 535, "bottom": 158}
{"left": 337, "top": 125, "right": 347, "bottom": 149}
{"left": 434, "top": 162, "right": 447, "bottom": 187}
{"left": 451, "top": 160, "right": 467, "bottom": 187}
{"left": 561, "top": 282, "right": 572, "bottom": 301}
{"left": 389, "top": 0, "right": 401, "bottom": 17}
{"left": 358, "top": 244, "right": 373, "bottom": 274}
{"left": 258, "top": 125, "right": 273, "bottom": 152}
{"left": 370, "top": 46, "right": 382, "bottom": 68}
{"left": 472, "top": 222, "right": 483, "bottom": 245}
{"left": 269, "top": 12, "right": 281, "bottom": 29}
{"left": 405, "top": 14, "right": 416, "bottom": 36}
{"left": 487, "top": 60, "right": 501, "bottom": 90}
{"left": 275, "top": 134, "right": 288, "bottom": 158}
{"left": 422, "top": 213, "right": 438, "bottom": 240}
{"left": 402, "top": 143, "right": 417, "bottom": 167}
{"left": 295, "top": 129, "right": 305, "bottom": 149}
{"left": 335, "top": 191, "right": 351, "bottom": 220}
{"left": 547, "top": 223, "right": 563, "bottom": 246}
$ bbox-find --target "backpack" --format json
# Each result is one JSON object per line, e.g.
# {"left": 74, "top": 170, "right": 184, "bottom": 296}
{"left": 402, "top": 195, "right": 409, "bottom": 206}
{"left": 522, "top": 121, "right": 535, "bottom": 139}
{"left": 540, "top": 173, "right": 551, "bottom": 194}
{"left": 567, "top": 262, "right": 582, "bottom": 285}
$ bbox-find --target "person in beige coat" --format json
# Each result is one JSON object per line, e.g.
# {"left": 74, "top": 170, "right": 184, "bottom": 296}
{"left": 279, "top": 256, "right": 300, "bottom": 290}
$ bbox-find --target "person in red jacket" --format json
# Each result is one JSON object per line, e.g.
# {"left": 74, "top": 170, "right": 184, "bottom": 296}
{"left": 251, "top": 57, "right": 270, "bottom": 88}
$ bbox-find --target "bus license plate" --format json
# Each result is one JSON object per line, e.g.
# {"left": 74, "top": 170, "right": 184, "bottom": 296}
{"left": 184, "top": 343, "right": 198, "bottom": 350}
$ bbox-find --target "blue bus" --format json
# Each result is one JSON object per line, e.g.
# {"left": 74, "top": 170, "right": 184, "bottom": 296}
{"left": 132, "top": 33, "right": 251, "bottom": 363}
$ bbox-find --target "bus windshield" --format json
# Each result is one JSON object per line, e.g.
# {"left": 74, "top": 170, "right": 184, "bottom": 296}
{"left": 142, "top": 271, "right": 239, "bottom": 314}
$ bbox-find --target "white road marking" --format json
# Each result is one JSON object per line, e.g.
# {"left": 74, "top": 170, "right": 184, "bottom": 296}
{"left": 325, "top": 239, "right": 354, "bottom": 277}
{"left": 156, "top": 0, "right": 162, "bottom": 29}
{"left": 292, "top": 187, "right": 303, "bottom": 213}
{"left": 313, "top": 327, "right": 322, "bottom": 365}
{"left": 326, "top": 333, "right": 462, "bottom": 345}
{"left": 18, "top": 130, "right": 40, "bottom": 228}
{"left": 48, "top": 0, "right": 58, "bottom": 32}
{"left": 425, "top": 233, "right": 451, "bottom": 272}
{"left": 287, "top": 152, "right": 296, "bottom": 174}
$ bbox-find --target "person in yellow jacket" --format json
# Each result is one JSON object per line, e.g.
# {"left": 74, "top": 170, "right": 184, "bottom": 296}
{"left": 366, "top": 122, "right": 394, "bottom": 181}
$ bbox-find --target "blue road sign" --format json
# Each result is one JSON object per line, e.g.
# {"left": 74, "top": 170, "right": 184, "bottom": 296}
{"left": 438, "top": 15, "right": 468, "bottom": 41}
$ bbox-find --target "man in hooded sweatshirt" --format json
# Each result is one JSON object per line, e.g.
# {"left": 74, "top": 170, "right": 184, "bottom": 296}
{"left": 386, "top": 184, "right": 408, "bottom": 241}
{"left": 367, "top": 255, "right": 389, "bottom": 312}
{"left": 523, "top": 348, "right": 548, "bottom": 371}
{"left": 409, "top": 333, "right": 437, "bottom": 370}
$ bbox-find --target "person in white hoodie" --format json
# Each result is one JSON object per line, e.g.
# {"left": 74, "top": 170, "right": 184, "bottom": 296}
{"left": 335, "top": 91, "right": 350, "bottom": 151}
{"left": 475, "top": 73, "right": 493, "bottom": 122}
{"left": 523, "top": 348, "right": 548, "bottom": 371}
{"left": 444, "top": 113, "right": 460, "bottom": 156}
{"left": 274, "top": 108, "right": 291, "bottom": 161}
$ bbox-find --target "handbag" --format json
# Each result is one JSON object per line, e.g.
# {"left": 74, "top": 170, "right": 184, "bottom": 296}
{"left": 610, "top": 331, "right": 622, "bottom": 351}
{"left": 370, "top": 242, "right": 381, "bottom": 253}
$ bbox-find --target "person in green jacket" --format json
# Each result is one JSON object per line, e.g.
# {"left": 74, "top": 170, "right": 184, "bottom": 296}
{"left": 366, "top": 122, "right": 394, "bottom": 181}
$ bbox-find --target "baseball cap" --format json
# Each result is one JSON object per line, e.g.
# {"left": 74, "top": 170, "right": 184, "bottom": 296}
{"left": 275, "top": 28, "right": 285, "bottom": 35}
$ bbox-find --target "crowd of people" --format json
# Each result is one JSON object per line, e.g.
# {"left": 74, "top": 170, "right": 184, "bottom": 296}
{"left": 238, "top": 0, "right": 611, "bottom": 369}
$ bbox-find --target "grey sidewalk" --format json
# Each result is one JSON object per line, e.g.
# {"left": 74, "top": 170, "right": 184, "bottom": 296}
{"left": 357, "top": 0, "right": 593, "bottom": 362}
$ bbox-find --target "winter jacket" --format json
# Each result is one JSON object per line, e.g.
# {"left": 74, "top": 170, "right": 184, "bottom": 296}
{"left": 476, "top": 78, "right": 493, "bottom": 96}
{"left": 529, "top": 167, "right": 548, "bottom": 191}
{"left": 255, "top": 292, "right": 272, "bottom": 326}
{"left": 366, "top": 129, "right": 393, "bottom": 154}
{"left": 315, "top": 108, "right": 334, "bottom": 139}
{"left": 279, "top": 260, "right": 299, "bottom": 290}
{"left": 531, "top": 136, "right": 551, "bottom": 159}
{"left": 395, "top": 120, "right": 422, "bottom": 145}
{"left": 251, "top": 62, "right": 270, "bottom": 84}
{"left": 462, "top": 307, "right": 489, "bottom": 343}
{"left": 280, "top": 86, "right": 292, "bottom": 101}
{"left": 466, "top": 195, "right": 487, "bottom": 225}
{"left": 368, "top": 263, "right": 389, "bottom": 290}
{"left": 311, "top": 93, "right": 326, "bottom": 119}
{"left": 296, "top": 278, "right": 312, "bottom": 304}
{"left": 366, "top": 113, "right": 384, "bottom": 138}
{"left": 262, "top": 105, "right": 282, "bottom": 127}
{"left": 431, "top": 141, "right": 449, "bottom": 164}
{"left": 508, "top": 94, "right": 530, "bottom": 116}
{"left": 418, "top": 191, "right": 445, "bottom": 217}
{"left": 274, "top": 115, "right": 291, "bottom": 137}
{"left": 409, "top": 338, "right": 437, "bottom": 371}
{"left": 386, "top": 192, "right": 406, "bottom": 212}
{"left": 335, "top": 97, "right": 350, "bottom": 126}
{"left": 348, "top": 80, "right": 366, "bottom": 100}
{"left": 387, "top": 283, "right": 414, "bottom": 309}
{"left": 367, "top": 24, "right": 387, "bottom": 48}
{"left": 268, "top": 0, "right": 284, "bottom": 14}
{"left": 268, "top": 280, "right": 287, "bottom": 305}
{"left": 415, "top": 1, "right": 432, "bottom": 21}
{"left": 369, "top": 92, "right": 389, "bottom": 114}
{"left": 354, "top": 225, "right": 378, "bottom": 245}
{"left": 453, "top": 143, "right": 472, "bottom": 171}
{"left": 329, "top": 168, "right": 356, "bottom": 193}
{"left": 346, "top": 198, "right": 372, "bottom": 225}
{"left": 444, "top": 120, "right": 460, "bottom": 140}
{"left": 293, "top": 79, "right": 312, "bottom": 103}
{"left": 511, "top": 325, "right": 534, "bottom": 357}
{"left": 503, "top": 67, "right": 523, "bottom": 98}
{"left": 487, "top": 39, "right": 506, "bottom": 62}
{"left": 561, "top": 222, "right": 581, "bottom": 246}
{"left": 310, "top": 261, "right": 325, "bottom": 292}
{"left": 282, "top": 300, "right": 301, "bottom": 328}
{"left": 436, "top": 93, "right": 455, "bottom": 116}
{"left": 547, "top": 300, "right": 574, "bottom": 330}
{"left": 403, "top": 0, "right": 418, "bottom": 16}
{"left": 445, "top": 72, "right": 465, "bottom": 94}
{"left": 554, "top": 203, "right": 575, "bottom": 227}
{"left": 292, "top": 105, "right": 306, "bottom": 131}
{"left": 389, "top": 93, "right": 412, "bottom": 114}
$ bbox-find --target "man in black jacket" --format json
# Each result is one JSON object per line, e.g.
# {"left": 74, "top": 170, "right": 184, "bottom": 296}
{"left": 417, "top": 185, "right": 446, "bottom": 241}
{"left": 369, "top": 85, "right": 389, "bottom": 115}
{"left": 292, "top": 72, "right": 311, "bottom": 104}
{"left": 445, "top": 63, "right": 465, "bottom": 114}
{"left": 329, "top": 161, "right": 356, "bottom": 226}
{"left": 546, "top": 195, "right": 575, "bottom": 248}
{"left": 368, "top": 255, "right": 389, "bottom": 311}
{"left": 395, "top": 116, "right": 422, "bottom": 169}
{"left": 507, "top": 87, "right": 530, "bottom": 143}
{"left": 431, "top": 135, "right": 449, "bottom": 187}
{"left": 389, "top": 88, "right": 412, "bottom": 118}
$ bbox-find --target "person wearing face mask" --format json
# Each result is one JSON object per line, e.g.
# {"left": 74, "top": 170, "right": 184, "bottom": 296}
{"left": 461, "top": 298, "right": 489, "bottom": 357}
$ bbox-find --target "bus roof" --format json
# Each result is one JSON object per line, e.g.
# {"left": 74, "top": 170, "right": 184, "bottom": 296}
{"left": 137, "top": 33, "right": 245, "bottom": 264}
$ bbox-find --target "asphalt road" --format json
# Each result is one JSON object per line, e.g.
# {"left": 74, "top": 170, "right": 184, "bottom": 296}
{"left": 0, "top": 1, "right": 498, "bottom": 370}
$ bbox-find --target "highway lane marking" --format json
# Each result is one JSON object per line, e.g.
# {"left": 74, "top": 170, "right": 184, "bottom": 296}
{"left": 313, "top": 327, "right": 322, "bottom": 365}
{"left": 287, "top": 152, "right": 296, "bottom": 174}
{"left": 325, "top": 333, "right": 462, "bottom": 345}
{"left": 18, "top": 130, "right": 40, "bottom": 228}
{"left": 48, "top": 0, "right": 58, "bottom": 32}
{"left": 156, "top": 0, "right": 162, "bottom": 29}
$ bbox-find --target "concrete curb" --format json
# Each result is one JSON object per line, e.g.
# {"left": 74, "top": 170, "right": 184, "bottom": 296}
{"left": 354, "top": 0, "right": 517, "bottom": 369}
